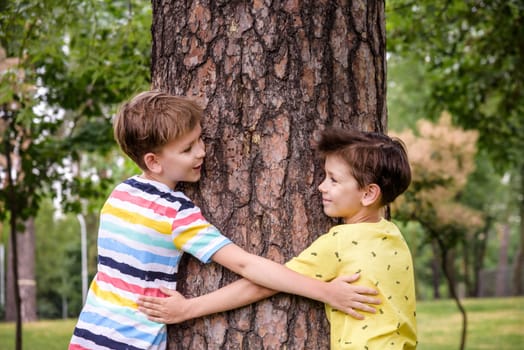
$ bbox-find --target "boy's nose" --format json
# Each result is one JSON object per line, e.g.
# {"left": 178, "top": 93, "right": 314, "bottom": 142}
{"left": 197, "top": 140, "right": 206, "bottom": 158}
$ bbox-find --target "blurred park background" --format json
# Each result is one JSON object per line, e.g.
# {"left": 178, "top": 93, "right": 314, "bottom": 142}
{"left": 0, "top": 1, "right": 523, "bottom": 349}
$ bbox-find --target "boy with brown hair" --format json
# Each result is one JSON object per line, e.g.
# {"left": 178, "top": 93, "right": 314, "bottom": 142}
{"left": 138, "top": 128, "right": 417, "bottom": 349}
{"left": 69, "top": 91, "right": 380, "bottom": 350}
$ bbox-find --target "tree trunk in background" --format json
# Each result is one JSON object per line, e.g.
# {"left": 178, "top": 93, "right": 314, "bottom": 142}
{"left": 495, "top": 224, "right": 510, "bottom": 296}
{"left": 151, "top": 1, "right": 386, "bottom": 348}
{"left": 445, "top": 249, "right": 456, "bottom": 298}
{"left": 472, "top": 219, "right": 490, "bottom": 297}
{"left": 5, "top": 218, "right": 37, "bottom": 322}
{"left": 513, "top": 166, "right": 524, "bottom": 295}
{"left": 462, "top": 239, "right": 471, "bottom": 296}
{"left": 431, "top": 240, "right": 441, "bottom": 299}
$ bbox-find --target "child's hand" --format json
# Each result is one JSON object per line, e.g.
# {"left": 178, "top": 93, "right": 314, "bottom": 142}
{"left": 137, "top": 287, "right": 189, "bottom": 324}
{"left": 327, "top": 273, "right": 381, "bottom": 320}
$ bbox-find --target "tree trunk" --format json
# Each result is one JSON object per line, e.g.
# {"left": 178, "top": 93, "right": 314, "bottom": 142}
{"left": 472, "top": 219, "right": 490, "bottom": 297}
{"left": 6, "top": 218, "right": 37, "bottom": 322}
{"left": 513, "top": 164, "right": 524, "bottom": 295}
{"left": 151, "top": 1, "right": 386, "bottom": 348}
{"left": 496, "top": 224, "right": 510, "bottom": 296}
{"left": 431, "top": 240, "right": 441, "bottom": 299}
{"left": 437, "top": 239, "right": 467, "bottom": 350}
{"left": 462, "top": 238, "right": 471, "bottom": 297}
{"left": 445, "top": 248, "right": 456, "bottom": 298}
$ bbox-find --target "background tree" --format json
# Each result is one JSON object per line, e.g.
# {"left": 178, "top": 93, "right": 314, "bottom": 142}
{"left": 392, "top": 113, "right": 483, "bottom": 350}
{"left": 387, "top": 0, "right": 524, "bottom": 295}
{"left": 0, "top": 1, "right": 151, "bottom": 348}
{"left": 151, "top": 1, "right": 387, "bottom": 348}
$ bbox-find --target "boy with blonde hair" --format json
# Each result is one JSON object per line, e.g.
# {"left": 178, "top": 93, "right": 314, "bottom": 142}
{"left": 69, "top": 91, "right": 380, "bottom": 350}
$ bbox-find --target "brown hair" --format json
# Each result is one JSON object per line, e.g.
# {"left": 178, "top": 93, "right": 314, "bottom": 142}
{"left": 113, "top": 91, "right": 202, "bottom": 170}
{"left": 317, "top": 128, "right": 411, "bottom": 206}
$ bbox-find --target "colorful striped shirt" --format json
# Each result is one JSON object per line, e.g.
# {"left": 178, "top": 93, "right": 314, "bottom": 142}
{"left": 69, "top": 176, "right": 232, "bottom": 350}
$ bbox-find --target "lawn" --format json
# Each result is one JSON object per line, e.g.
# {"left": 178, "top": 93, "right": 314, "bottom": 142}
{"left": 0, "top": 318, "right": 77, "bottom": 350}
{"left": 0, "top": 297, "right": 522, "bottom": 349}
{"left": 416, "top": 297, "right": 524, "bottom": 350}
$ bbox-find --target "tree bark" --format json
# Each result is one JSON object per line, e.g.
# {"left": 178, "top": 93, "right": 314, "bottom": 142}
{"left": 151, "top": 1, "right": 386, "bottom": 348}
{"left": 6, "top": 218, "right": 37, "bottom": 322}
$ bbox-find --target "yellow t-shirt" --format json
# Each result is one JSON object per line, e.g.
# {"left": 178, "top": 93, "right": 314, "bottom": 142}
{"left": 286, "top": 219, "right": 417, "bottom": 349}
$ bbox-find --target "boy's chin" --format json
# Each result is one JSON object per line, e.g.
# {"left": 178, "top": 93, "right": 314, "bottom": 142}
{"left": 322, "top": 209, "right": 336, "bottom": 218}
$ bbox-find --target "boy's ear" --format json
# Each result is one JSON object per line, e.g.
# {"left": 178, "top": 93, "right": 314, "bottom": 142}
{"left": 361, "top": 183, "right": 381, "bottom": 207}
{"left": 143, "top": 152, "right": 162, "bottom": 174}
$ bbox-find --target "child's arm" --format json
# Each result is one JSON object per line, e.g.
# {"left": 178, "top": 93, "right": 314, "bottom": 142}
{"left": 211, "top": 243, "right": 378, "bottom": 314}
{"left": 138, "top": 278, "right": 275, "bottom": 324}
{"left": 138, "top": 243, "right": 381, "bottom": 323}
{"left": 138, "top": 273, "right": 378, "bottom": 324}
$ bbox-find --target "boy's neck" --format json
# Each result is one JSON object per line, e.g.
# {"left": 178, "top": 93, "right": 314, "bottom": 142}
{"left": 140, "top": 172, "right": 177, "bottom": 190}
{"left": 343, "top": 210, "right": 382, "bottom": 224}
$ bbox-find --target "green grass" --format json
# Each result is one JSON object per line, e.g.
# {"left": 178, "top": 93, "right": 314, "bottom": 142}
{"left": 0, "top": 297, "right": 523, "bottom": 349}
{"left": 0, "top": 318, "right": 76, "bottom": 350}
{"left": 417, "top": 297, "right": 524, "bottom": 350}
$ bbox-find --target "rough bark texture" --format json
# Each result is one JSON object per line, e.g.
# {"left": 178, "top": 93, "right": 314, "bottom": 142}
{"left": 151, "top": 1, "right": 386, "bottom": 348}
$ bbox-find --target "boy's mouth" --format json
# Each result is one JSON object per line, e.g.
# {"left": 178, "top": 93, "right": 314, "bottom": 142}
{"left": 322, "top": 198, "right": 331, "bottom": 205}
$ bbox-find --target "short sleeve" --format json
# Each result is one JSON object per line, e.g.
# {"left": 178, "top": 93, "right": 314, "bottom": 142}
{"left": 285, "top": 230, "right": 340, "bottom": 282}
{"left": 171, "top": 205, "right": 231, "bottom": 263}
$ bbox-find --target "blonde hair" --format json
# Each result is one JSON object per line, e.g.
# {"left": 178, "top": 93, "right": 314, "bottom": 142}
{"left": 113, "top": 91, "right": 202, "bottom": 170}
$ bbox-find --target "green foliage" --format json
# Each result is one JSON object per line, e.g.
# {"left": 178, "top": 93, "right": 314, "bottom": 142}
{"left": 0, "top": 1, "right": 151, "bottom": 333}
{"left": 34, "top": 199, "right": 83, "bottom": 318}
{"left": 394, "top": 220, "right": 436, "bottom": 300}
{"left": 0, "top": 0, "right": 151, "bottom": 221}
{"left": 387, "top": 0, "right": 523, "bottom": 301}
{"left": 387, "top": 0, "right": 524, "bottom": 170}
{"left": 387, "top": 54, "right": 432, "bottom": 132}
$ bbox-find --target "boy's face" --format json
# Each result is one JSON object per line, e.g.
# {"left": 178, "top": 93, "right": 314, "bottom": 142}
{"left": 318, "top": 155, "right": 368, "bottom": 224}
{"left": 152, "top": 124, "right": 205, "bottom": 188}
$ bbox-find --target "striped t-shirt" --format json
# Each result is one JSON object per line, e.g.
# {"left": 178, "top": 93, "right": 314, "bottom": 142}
{"left": 69, "top": 176, "right": 232, "bottom": 350}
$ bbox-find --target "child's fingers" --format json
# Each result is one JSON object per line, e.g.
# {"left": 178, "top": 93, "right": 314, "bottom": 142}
{"left": 345, "top": 308, "right": 365, "bottom": 320}
{"left": 138, "top": 300, "right": 161, "bottom": 313}
{"left": 138, "top": 305, "right": 162, "bottom": 318}
{"left": 137, "top": 296, "right": 161, "bottom": 306}
{"left": 363, "top": 295, "right": 381, "bottom": 305}
{"left": 351, "top": 301, "right": 377, "bottom": 313}
{"left": 138, "top": 305, "right": 172, "bottom": 324}
{"left": 350, "top": 292, "right": 381, "bottom": 304}
{"left": 159, "top": 286, "right": 179, "bottom": 296}
{"left": 336, "top": 273, "right": 361, "bottom": 284}
{"left": 137, "top": 287, "right": 179, "bottom": 306}
{"left": 144, "top": 312, "right": 168, "bottom": 324}
{"left": 337, "top": 274, "right": 380, "bottom": 296}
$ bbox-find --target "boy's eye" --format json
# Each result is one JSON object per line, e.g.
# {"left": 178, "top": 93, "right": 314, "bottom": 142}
{"left": 330, "top": 177, "right": 338, "bottom": 183}
{"left": 182, "top": 145, "right": 192, "bottom": 153}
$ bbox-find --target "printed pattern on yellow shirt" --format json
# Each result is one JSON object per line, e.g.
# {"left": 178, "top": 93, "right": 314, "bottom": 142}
{"left": 286, "top": 219, "right": 417, "bottom": 350}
